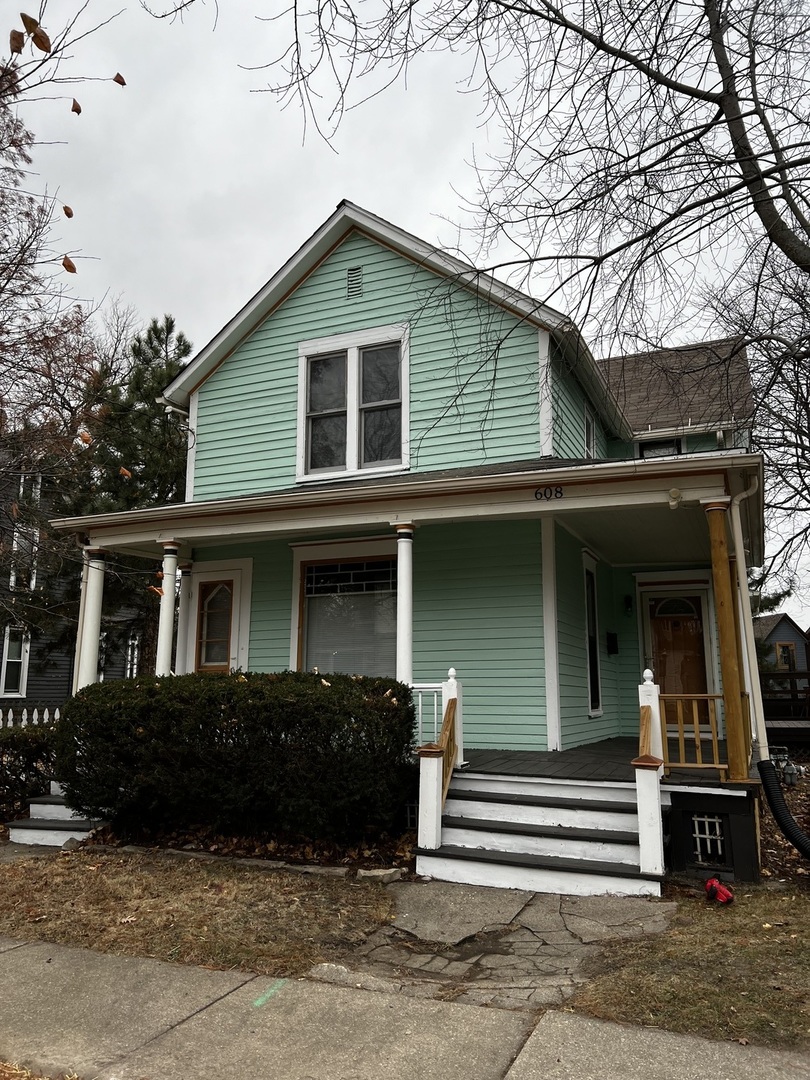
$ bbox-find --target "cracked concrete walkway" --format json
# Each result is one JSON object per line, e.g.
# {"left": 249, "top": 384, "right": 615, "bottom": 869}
{"left": 309, "top": 881, "right": 677, "bottom": 1010}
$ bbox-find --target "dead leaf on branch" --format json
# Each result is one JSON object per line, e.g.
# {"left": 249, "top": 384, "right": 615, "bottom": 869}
{"left": 20, "top": 13, "right": 39, "bottom": 35}
{"left": 62, "top": 254, "right": 77, "bottom": 273}
{"left": 78, "top": 430, "right": 92, "bottom": 444}
{"left": 63, "top": 205, "right": 73, "bottom": 218}
{"left": 9, "top": 29, "right": 23, "bottom": 53}
{"left": 71, "top": 98, "right": 81, "bottom": 115}
{"left": 119, "top": 466, "right": 132, "bottom": 479}
{"left": 113, "top": 72, "right": 126, "bottom": 86}
{"left": 31, "top": 26, "right": 50, "bottom": 53}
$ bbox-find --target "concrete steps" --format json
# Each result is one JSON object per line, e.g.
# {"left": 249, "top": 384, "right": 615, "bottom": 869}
{"left": 416, "top": 771, "right": 664, "bottom": 897}
{"left": 6, "top": 782, "right": 103, "bottom": 847}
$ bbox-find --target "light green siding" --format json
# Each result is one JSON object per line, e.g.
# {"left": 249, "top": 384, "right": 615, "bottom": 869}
{"left": 550, "top": 349, "right": 606, "bottom": 459}
{"left": 192, "top": 232, "right": 543, "bottom": 501}
{"left": 413, "top": 521, "right": 546, "bottom": 750}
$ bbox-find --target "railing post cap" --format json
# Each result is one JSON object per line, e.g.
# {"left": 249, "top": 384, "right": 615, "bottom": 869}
{"left": 447, "top": 667, "right": 456, "bottom": 679}
{"left": 417, "top": 743, "right": 445, "bottom": 758}
{"left": 643, "top": 669, "right": 654, "bottom": 684}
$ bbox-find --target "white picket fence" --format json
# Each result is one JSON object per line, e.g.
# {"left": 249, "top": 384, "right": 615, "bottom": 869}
{"left": 0, "top": 706, "right": 60, "bottom": 729}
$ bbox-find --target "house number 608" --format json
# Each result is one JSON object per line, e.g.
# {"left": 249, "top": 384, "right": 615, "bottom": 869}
{"left": 534, "top": 486, "right": 564, "bottom": 501}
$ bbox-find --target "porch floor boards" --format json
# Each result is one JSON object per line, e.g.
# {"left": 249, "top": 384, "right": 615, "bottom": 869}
{"left": 463, "top": 737, "right": 731, "bottom": 786}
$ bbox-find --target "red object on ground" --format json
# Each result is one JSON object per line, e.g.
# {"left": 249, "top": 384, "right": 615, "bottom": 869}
{"left": 705, "top": 878, "right": 735, "bottom": 903}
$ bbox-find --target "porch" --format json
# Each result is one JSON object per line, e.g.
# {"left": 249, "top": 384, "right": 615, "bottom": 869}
{"left": 464, "top": 738, "right": 733, "bottom": 787}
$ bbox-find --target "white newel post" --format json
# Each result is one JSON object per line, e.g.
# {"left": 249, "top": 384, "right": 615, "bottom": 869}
{"left": 442, "top": 667, "right": 465, "bottom": 767}
{"left": 395, "top": 523, "right": 414, "bottom": 685}
{"left": 635, "top": 669, "right": 665, "bottom": 876}
{"left": 638, "top": 668, "right": 664, "bottom": 760}
{"left": 174, "top": 565, "right": 192, "bottom": 675}
{"left": 416, "top": 744, "right": 444, "bottom": 849}
{"left": 155, "top": 543, "right": 179, "bottom": 677}
{"left": 76, "top": 549, "right": 106, "bottom": 691}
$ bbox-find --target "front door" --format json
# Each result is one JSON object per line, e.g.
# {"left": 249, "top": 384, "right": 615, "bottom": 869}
{"left": 647, "top": 595, "right": 709, "bottom": 697}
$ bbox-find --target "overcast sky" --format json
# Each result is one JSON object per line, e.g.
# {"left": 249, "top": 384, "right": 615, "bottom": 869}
{"left": 19, "top": 3, "right": 808, "bottom": 621}
{"left": 25, "top": 2, "right": 488, "bottom": 351}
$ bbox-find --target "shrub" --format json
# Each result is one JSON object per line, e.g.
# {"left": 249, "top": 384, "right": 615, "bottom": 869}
{"left": 0, "top": 725, "right": 56, "bottom": 820}
{"left": 54, "top": 671, "right": 416, "bottom": 842}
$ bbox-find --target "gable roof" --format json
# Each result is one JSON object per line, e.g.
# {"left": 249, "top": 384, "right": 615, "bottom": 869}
{"left": 600, "top": 338, "right": 753, "bottom": 436}
{"left": 161, "top": 200, "right": 631, "bottom": 438}
{"left": 752, "top": 612, "right": 808, "bottom": 643}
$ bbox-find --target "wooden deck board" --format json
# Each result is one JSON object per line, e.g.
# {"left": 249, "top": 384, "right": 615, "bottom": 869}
{"left": 464, "top": 738, "right": 731, "bottom": 785}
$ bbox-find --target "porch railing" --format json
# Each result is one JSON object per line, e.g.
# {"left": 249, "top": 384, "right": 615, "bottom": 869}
{"left": 659, "top": 693, "right": 727, "bottom": 779}
{"left": 416, "top": 668, "right": 463, "bottom": 850}
{"left": 412, "top": 681, "right": 442, "bottom": 744}
{"left": 0, "top": 706, "right": 60, "bottom": 729}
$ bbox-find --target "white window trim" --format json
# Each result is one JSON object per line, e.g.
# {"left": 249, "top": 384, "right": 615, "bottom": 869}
{"left": 289, "top": 537, "right": 397, "bottom": 669}
{"left": 583, "top": 551, "right": 602, "bottom": 717}
{"left": 0, "top": 626, "right": 30, "bottom": 698}
{"left": 584, "top": 407, "right": 596, "bottom": 459}
{"left": 295, "top": 323, "right": 410, "bottom": 483}
{"left": 185, "top": 559, "right": 253, "bottom": 674}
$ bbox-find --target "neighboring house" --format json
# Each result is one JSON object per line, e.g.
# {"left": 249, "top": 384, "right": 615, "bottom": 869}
{"left": 0, "top": 461, "right": 142, "bottom": 719}
{"left": 753, "top": 612, "right": 809, "bottom": 673}
{"left": 753, "top": 612, "right": 810, "bottom": 742}
{"left": 52, "top": 202, "right": 767, "bottom": 892}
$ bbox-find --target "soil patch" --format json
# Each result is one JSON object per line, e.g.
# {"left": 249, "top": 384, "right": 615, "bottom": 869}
{"left": 0, "top": 850, "right": 393, "bottom": 975}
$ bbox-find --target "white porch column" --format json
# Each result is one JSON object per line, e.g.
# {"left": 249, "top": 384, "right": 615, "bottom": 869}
{"left": 395, "top": 523, "right": 414, "bottom": 684}
{"left": 76, "top": 549, "right": 106, "bottom": 691}
{"left": 174, "top": 564, "right": 193, "bottom": 676}
{"left": 155, "top": 542, "right": 179, "bottom": 677}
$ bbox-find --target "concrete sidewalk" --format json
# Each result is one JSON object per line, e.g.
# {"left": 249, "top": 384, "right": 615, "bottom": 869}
{"left": 0, "top": 861, "right": 807, "bottom": 1079}
{"left": 1, "top": 935, "right": 807, "bottom": 1080}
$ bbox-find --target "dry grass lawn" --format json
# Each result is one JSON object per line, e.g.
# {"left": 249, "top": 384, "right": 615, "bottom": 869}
{"left": 0, "top": 850, "right": 393, "bottom": 975}
{"left": 0, "top": 1065, "right": 79, "bottom": 1080}
{"left": 572, "top": 885, "right": 810, "bottom": 1050}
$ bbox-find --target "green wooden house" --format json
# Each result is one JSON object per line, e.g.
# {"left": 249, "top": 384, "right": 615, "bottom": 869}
{"left": 52, "top": 202, "right": 766, "bottom": 893}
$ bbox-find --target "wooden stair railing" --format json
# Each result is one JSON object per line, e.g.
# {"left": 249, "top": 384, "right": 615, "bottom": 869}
{"left": 658, "top": 694, "right": 728, "bottom": 780}
{"left": 437, "top": 697, "right": 457, "bottom": 804}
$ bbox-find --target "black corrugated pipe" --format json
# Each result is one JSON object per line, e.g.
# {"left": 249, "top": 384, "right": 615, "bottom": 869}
{"left": 757, "top": 760, "right": 810, "bottom": 859}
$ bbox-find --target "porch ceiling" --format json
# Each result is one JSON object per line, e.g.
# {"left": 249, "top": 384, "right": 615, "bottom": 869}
{"left": 555, "top": 502, "right": 712, "bottom": 565}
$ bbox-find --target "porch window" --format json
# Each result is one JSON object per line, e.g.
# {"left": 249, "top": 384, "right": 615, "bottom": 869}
{"left": 303, "top": 559, "right": 396, "bottom": 676}
{"left": 583, "top": 554, "right": 601, "bottom": 714}
{"left": 1, "top": 626, "right": 29, "bottom": 696}
{"left": 297, "top": 324, "right": 409, "bottom": 480}
{"left": 196, "top": 581, "right": 233, "bottom": 672}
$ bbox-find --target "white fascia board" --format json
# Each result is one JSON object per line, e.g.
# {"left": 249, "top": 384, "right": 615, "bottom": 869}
{"left": 49, "top": 451, "right": 763, "bottom": 550}
{"left": 161, "top": 201, "right": 576, "bottom": 411}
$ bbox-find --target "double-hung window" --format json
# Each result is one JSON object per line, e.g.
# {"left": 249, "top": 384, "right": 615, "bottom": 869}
{"left": 1, "top": 626, "right": 29, "bottom": 696}
{"left": 298, "top": 324, "right": 408, "bottom": 480}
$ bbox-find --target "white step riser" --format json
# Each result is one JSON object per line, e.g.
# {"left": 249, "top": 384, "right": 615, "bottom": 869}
{"left": 442, "top": 826, "right": 640, "bottom": 866}
{"left": 416, "top": 853, "right": 660, "bottom": 897}
{"left": 34, "top": 804, "right": 83, "bottom": 822}
{"left": 452, "top": 773, "right": 636, "bottom": 804}
{"left": 8, "top": 825, "right": 90, "bottom": 847}
{"left": 444, "top": 797, "right": 637, "bottom": 832}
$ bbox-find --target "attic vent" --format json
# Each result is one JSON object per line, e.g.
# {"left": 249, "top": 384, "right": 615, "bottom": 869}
{"left": 347, "top": 266, "right": 363, "bottom": 298}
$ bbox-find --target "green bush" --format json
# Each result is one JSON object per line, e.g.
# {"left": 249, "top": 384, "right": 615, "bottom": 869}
{"left": 54, "top": 671, "right": 416, "bottom": 842}
{"left": 0, "top": 725, "right": 56, "bottom": 820}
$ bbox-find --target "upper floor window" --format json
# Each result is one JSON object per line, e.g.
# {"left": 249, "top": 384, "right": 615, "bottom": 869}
{"left": 297, "top": 324, "right": 409, "bottom": 481}
{"left": 584, "top": 408, "right": 596, "bottom": 459}
{"left": 775, "top": 642, "right": 797, "bottom": 671}
{"left": 639, "top": 438, "right": 683, "bottom": 459}
{"left": 9, "top": 473, "right": 41, "bottom": 590}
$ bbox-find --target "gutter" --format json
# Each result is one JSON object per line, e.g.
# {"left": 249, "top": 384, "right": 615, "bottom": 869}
{"left": 729, "top": 476, "right": 768, "bottom": 758}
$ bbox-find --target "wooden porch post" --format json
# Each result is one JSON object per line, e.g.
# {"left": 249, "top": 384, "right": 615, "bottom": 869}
{"left": 703, "top": 500, "right": 748, "bottom": 781}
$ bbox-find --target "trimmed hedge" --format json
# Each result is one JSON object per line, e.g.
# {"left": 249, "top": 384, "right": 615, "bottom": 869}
{"left": 0, "top": 725, "right": 56, "bottom": 820}
{"left": 54, "top": 671, "right": 416, "bottom": 842}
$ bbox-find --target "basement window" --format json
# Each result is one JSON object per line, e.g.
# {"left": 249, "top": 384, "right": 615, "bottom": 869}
{"left": 692, "top": 813, "right": 725, "bottom": 864}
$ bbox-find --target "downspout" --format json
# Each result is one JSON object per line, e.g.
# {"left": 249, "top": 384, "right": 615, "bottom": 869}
{"left": 729, "top": 477, "right": 768, "bottom": 759}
